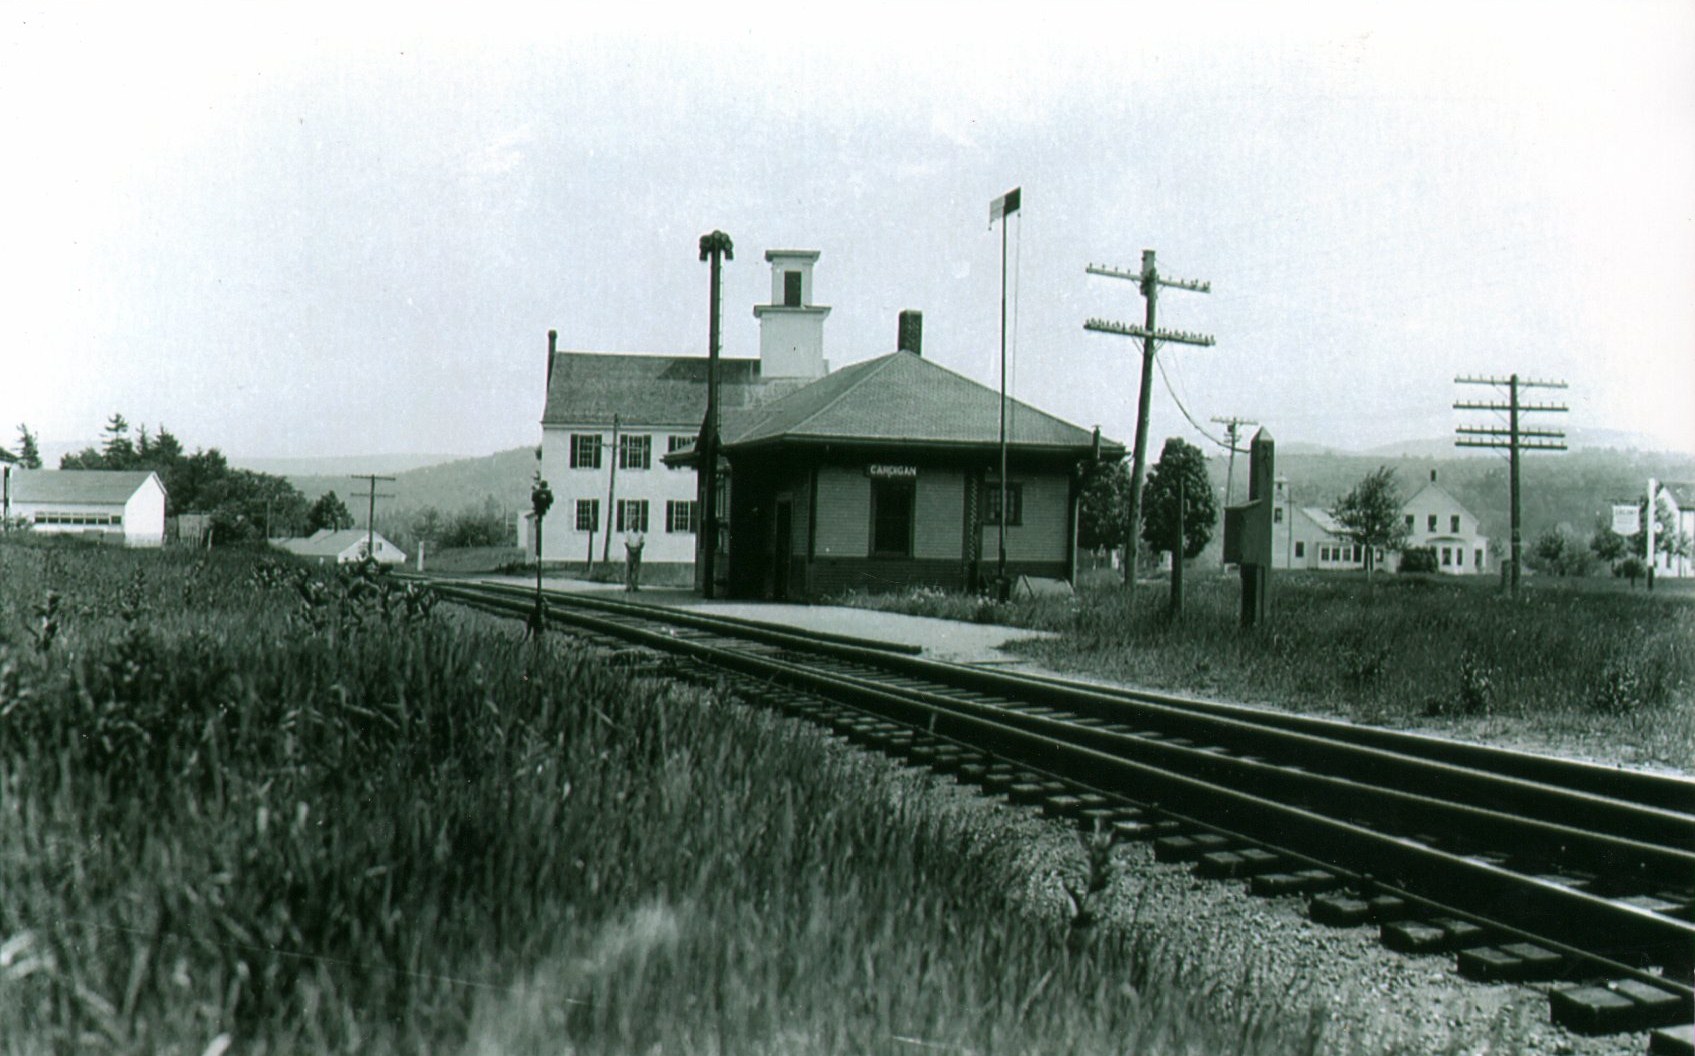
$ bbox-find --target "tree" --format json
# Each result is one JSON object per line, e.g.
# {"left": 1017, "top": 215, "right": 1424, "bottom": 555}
{"left": 1077, "top": 459, "right": 1131, "bottom": 552}
{"left": 1528, "top": 524, "right": 1593, "bottom": 577}
{"left": 53, "top": 412, "right": 308, "bottom": 545}
{"left": 1140, "top": 438, "right": 1217, "bottom": 562}
{"left": 1330, "top": 466, "right": 1412, "bottom": 580}
{"left": 1590, "top": 516, "right": 1629, "bottom": 567}
{"left": 307, "top": 491, "right": 355, "bottom": 533}
{"left": 100, "top": 413, "right": 136, "bottom": 467}
{"left": 14, "top": 424, "right": 41, "bottom": 469}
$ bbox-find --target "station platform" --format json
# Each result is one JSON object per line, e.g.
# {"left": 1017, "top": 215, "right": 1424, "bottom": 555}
{"left": 470, "top": 573, "right": 1054, "bottom": 667}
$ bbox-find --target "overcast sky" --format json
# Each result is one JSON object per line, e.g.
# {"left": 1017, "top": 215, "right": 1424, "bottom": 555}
{"left": 4, "top": 2, "right": 1692, "bottom": 464}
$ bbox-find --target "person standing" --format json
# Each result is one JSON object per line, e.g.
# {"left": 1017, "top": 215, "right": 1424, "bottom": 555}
{"left": 624, "top": 528, "right": 646, "bottom": 592}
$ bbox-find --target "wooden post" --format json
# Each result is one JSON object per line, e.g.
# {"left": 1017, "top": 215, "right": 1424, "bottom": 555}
{"left": 1170, "top": 472, "right": 1184, "bottom": 617}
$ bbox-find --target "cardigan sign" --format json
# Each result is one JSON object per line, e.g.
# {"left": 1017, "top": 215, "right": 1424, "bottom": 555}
{"left": 866, "top": 464, "right": 919, "bottom": 479}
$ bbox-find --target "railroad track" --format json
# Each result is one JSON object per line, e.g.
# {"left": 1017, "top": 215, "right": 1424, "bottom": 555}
{"left": 414, "top": 575, "right": 1695, "bottom": 1046}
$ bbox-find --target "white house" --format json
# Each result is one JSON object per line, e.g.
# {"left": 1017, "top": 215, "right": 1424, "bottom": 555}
{"left": 1399, "top": 474, "right": 1489, "bottom": 575}
{"left": 276, "top": 528, "right": 407, "bottom": 566}
{"left": 533, "top": 249, "right": 831, "bottom": 571}
{"left": 3, "top": 469, "right": 168, "bottom": 547}
{"left": 1270, "top": 471, "right": 1488, "bottom": 575}
{"left": 1648, "top": 480, "right": 1694, "bottom": 578}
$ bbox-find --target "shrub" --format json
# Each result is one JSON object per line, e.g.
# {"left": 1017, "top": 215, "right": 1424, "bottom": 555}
{"left": 1398, "top": 547, "right": 1437, "bottom": 574}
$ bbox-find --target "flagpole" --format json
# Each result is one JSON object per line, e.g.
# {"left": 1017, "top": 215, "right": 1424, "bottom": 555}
{"left": 989, "top": 186, "right": 1020, "bottom": 601}
{"left": 998, "top": 204, "right": 1008, "bottom": 596}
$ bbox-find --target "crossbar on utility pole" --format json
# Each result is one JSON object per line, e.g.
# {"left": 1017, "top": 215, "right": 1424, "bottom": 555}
{"left": 1453, "top": 374, "right": 1567, "bottom": 596}
{"left": 1211, "top": 415, "right": 1257, "bottom": 506}
{"left": 1085, "top": 251, "right": 1213, "bottom": 589}
{"left": 350, "top": 474, "right": 395, "bottom": 561}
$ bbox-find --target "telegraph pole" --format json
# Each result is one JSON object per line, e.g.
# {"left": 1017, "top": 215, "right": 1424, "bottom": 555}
{"left": 1085, "top": 251, "right": 1214, "bottom": 588}
{"left": 1454, "top": 374, "right": 1567, "bottom": 596}
{"left": 698, "top": 230, "right": 733, "bottom": 599}
{"left": 350, "top": 474, "right": 395, "bottom": 562}
{"left": 602, "top": 414, "right": 621, "bottom": 565}
{"left": 1211, "top": 415, "right": 1257, "bottom": 506}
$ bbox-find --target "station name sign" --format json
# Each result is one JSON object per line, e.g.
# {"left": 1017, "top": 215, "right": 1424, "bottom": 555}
{"left": 866, "top": 464, "right": 919, "bottom": 479}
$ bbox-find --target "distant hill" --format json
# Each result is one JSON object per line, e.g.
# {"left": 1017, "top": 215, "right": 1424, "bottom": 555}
{"left": 291, "top": 447, "right": 537, "bottom": 520}
{"left": 233, "top": 453, "right": 461, "bottom": 477}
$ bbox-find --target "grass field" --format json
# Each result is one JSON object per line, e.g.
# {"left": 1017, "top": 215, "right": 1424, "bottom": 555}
{"left": 1, "top": 538, "right": 1399, "bottom": 1055}
{"left": 833, "top": 571, "right": 1695, "bottom": 770}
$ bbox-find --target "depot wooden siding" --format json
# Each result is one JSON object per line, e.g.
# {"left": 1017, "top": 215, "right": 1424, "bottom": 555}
{"left": 813, "top": 467, "right": 870, "bottom": 556}
{"left": 915, "top": 472, "right": 964, "bottom": 560}
{"left": 979, "top": 475, "right": 1069, "bottom": 563}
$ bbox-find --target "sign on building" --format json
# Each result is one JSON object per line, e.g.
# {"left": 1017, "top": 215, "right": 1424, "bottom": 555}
{"left": 1611, "top": 504, "right": 1641, "bottom": 536}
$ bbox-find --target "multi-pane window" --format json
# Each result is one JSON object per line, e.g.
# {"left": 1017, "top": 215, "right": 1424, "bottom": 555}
{"left": 1450, "top": 514, "right": 1460, "bottom": 533}
{"left": 1441, "top": 547, "right": 1453, "bottom": 566}
{"left": 615, "top": 499, "right": 650, "bottom": 533}
{"left": 666, "top": 500, "right": 698, "bottom": 533}
{"left": 1474, "top": 548, "right": 1484, "bottom": 569}
{"left": 1427, "top": 514, "right": 1438, "bottom": 532}
{"left": 1404, "top": 514, "right": 1415, "bottom": 530}
{"left": 666, "top": 434, "right": 694, "bottom": 470}
{"left": 618, "top": 434, "right": 652, "bottom": 470}
{"left": 1273, "top": 506, "right": 1284, "bottom": 524}
{"left": 1294, "top": 541, "right": 1305, "bottom": 559}
{"left": 34, "top": 512, "right": 122, "bottom": 526}
{"left": 570, "top": 434, "right": 603, "bottom": 469}
{"left": 575, "top": 499, "right": 600, "bottom": 532}
{"left": 982, "top": 483, "right": 1023, "bottom": 526}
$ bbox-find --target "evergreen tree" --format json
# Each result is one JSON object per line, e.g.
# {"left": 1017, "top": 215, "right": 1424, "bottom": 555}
{"left": 1141, "top": 438, "right": 1217, "bottom": 561}
{"left": 14, "top": 424, "right": 42, "bottom": 469}
{"left": 1330, "top": 466, "right": 1412, "bottom": 580}
{"left": 100, "top": 413, "right": 136, "bottom": 467}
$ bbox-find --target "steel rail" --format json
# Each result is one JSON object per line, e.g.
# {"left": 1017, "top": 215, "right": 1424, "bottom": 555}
{"left": 959, "top": 665, "right": 1695, "bottom": 816}
{"left": 426, "top": 581, "right": 1695, "bottom": 982}
{"left": 432, "top": 579, "right": 1695, "bottom": 854}
{"left": 437, "top": 575, "right": 1693, "bottom": 818}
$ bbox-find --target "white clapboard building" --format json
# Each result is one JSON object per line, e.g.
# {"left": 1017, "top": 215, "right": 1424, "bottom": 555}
{"left": 2, "top": 469, "right": 168, "bottom": 547}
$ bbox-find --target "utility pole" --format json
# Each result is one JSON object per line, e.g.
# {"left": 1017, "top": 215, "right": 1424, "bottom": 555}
{"left": 350, "top": 474, "right": 395, "bottom": 562}
{"left": 1085, "top": 251, "right": 1214, "bottom": 588}
{"left": 1211, "top": 415, "right": 1257, "bottom": 506}
{"left": 602, "top": 414, "right": 621, "bottom": 565}
{"left": 698, "top": 230, "right": 733, "bottom": 599}
{"left": 1454, "top": 374, "right": 1567, "bottom": 597}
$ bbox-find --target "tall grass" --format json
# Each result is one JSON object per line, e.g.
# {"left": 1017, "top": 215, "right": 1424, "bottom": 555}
{"left": 835, "top": 574, "right": 1695, "bottom": 768}
{"left": 0, "top": 540, "right": 1365, "bottom": 1054}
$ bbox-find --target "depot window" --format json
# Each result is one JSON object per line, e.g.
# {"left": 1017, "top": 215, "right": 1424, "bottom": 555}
{"left": 870, "top": 478, "right": 915, "bottom": 557}
{"left": 982, "top": 482, "right": 1023, "bottom": 526}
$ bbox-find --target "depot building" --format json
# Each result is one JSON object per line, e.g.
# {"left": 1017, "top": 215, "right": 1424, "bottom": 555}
{"left": 674, "top": 332, "right": 1123, "bottom": 600}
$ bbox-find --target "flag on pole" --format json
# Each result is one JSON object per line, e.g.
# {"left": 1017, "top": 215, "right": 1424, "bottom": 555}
{"left": 990, "top": 186, "right": 1021, "bottom": 226}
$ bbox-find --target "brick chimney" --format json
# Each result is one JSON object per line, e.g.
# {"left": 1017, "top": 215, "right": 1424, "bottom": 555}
{"left": 754, "top": 250, "right": 830, "bottom": 379}
{"left": 897, "top": 310, "right": 922, "bottom": 356}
